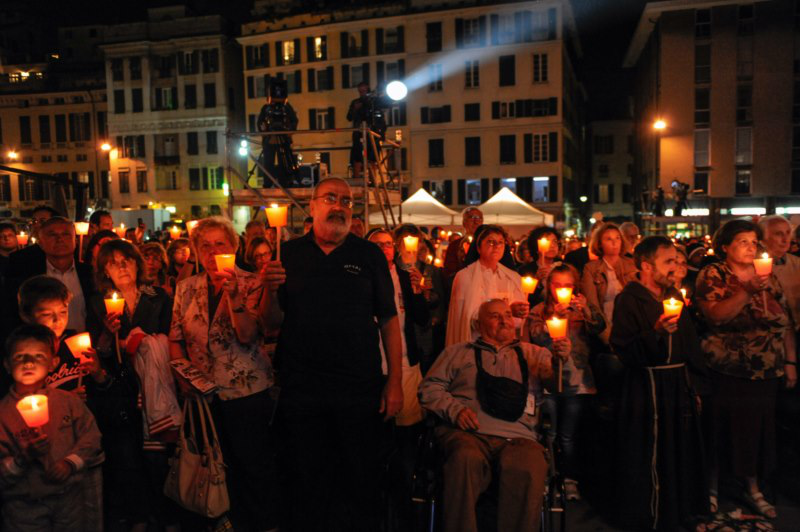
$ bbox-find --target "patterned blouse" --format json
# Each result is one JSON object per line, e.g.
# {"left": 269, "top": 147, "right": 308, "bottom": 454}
{"left": 695, "top": 262, "right": 790, "bottom": 380}
{"left": 170, "top": 268, "right": 274, "bottom": 400}
{"left": 524, "top": 301, "right": 606, "bottom": 394}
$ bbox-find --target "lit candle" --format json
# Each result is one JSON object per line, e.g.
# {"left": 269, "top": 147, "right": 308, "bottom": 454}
{"left": 538, "top": 237, "right": 551, "bottom": 254}
{"left": 169, "top": 226, "right": 182, "bottom": 240}
{"left": 556, "top": 287, "right": 573, "bottom": 306}
{"left": 426, "top": 254, "right": 434, "bottom": 264}
{"left": 214, "top": 254, "right": 236, "bottom": 273}
{"left": 16, "top": 395, "right": 49, "bottom": 428}
{"left": 434, "top": 258, "right": 442, "bottom": 267}
{"left": 74, "top": 222, "right": 89, "bottom": 236}
{"left": 706, "top": 248, "right": 714, "bottom": 256}
{"left": 403, "top": 235, "right": 419, "bottom": 254}
{"left": 64, "top": 333, "right": 92, "bottom": 363}
{"left": 546, "top": 316, "right": 568, "bottom": 339}
{"left": 115, "top": 223, "right": 126, "bottom": 237}
{"left": 265, "top": 204, "right": 288, "bottom": 227}
{"left": 662, "top": 297, "right": 684, "bottom": 318}
{"left": 104, "top": 292, "right": 125, "bottom": 315}
{"left": 680, "top": 288, "right": 687, "bottom": 300}
{"left": 521, "top": 276, "right": 538, "bottom": 294}
{"left": 753, "top": 252, "right": 773, "bottom": 276}
{"left": 16, "top": 232, "right": 28, "bottom": 246}
{"left": 467, "top": 235, "right": 473, "bottom": 243}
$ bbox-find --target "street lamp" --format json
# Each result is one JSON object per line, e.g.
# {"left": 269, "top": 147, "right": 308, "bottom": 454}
{"left": 579, "top": 195, "right": 588, "bottom": 203}
{"left": 100, "top": 142, "right": 112, "bottom": 152}
{"left": 653, "top": 119, "right": 667, "bottom": 131}
{"left": 7, "top": 150, "right": 18, "bottom": 160}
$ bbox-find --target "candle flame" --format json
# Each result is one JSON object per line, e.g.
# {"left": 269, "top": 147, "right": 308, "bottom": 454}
{"left": 270, "top": 203, "right": 278, "bottom": 208}
{"left": 761, "top": 252, "right": 769, "bottom": 260}
{"left": 20, "top": 231, "right": 26, "bottom": 236}
{"left": 30, "top": 396, "right": 39, "bottom": 409}
{"left": 669, "top": 298, "right": 677, "bottom": 305}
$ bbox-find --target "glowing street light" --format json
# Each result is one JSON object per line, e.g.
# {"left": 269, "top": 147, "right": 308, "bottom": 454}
{"left": 240, "top": 139, "right": 248, "bottom": 148}
{"left": 100, "top": 142, "right": 112, "bottom": 152}
{"left": 386, "top": 80, "right": 408, "bottom": 101}
{"left": 579, "top": 195, "right": 588, "bottom": 203}
{"left": 653, "top": 119, "right": 667, "bottom": 131}
{"left": 238, "top": 146, "right": 248, "bottom": 156}
{"left": 7, "top": 150, "right": 18, "bottom": 160}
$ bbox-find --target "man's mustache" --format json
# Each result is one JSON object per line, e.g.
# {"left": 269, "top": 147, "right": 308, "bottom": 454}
{"left": 326, "top": 212, "right": 346, "bottom": 223}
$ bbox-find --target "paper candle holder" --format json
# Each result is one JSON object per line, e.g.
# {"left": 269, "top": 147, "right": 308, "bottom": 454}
{"left": 403, "top": 235, "right": 419, "bottom": 254}
{"left": 16, "top": 232, "right": 29, "bottom": 246}
{"left": 556, "top": 287, "right": 573, "bottom": 306}
{"left": 215, "top": 254, "right": 236, "bottom": 273}
{"left": 16, "top": 395, "right": 49, "bottom": 428}
{"left": 266, "top": 204, "right": 288, "bottom": 227}
{"left": 64, "top": 333, "right": 92, "bottom": 363}
{"left": 521, "top": 276, "right": 538, "bottom": 294}
{"left": 546, "top": 316, "right": 568, "bottom": 339}
{"left": 662, "top": 298, "right": 684, "bottom": 318}
{"left": 754, "top": 253, "right": 773, "bottom": 276}
{"left": 104, "top": 292, "right": 125, "bottom": 315}
{"left": 74, "top": 222, "right": 89, "bottom": 236}
{"left": 538, "top": 237, "right": 551, "bottom": 254}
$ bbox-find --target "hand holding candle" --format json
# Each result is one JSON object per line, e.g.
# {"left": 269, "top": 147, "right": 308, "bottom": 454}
{"left": 104, "top": 292, "right": 125, "bottom": 316}
{"left": 521, "top": 276, "right": 538, "bottom": 294}
{"left": 662, "top": 297, "right": 684, "bottom": 319}
{"left": 754, "top": 252, "right": 772, "bottom": 276}
{"left": 546, "top": 316, "right": 569, "bottom": 393}
{"left": 16, "top": 395, "right": 49, "bottom": 428}
{"left": 214, "top": 254, "right": 236, "bottom": 274}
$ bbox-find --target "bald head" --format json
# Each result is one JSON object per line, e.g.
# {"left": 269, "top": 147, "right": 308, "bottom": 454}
{"left": 477, "top": 299, "right": 516, "bottom": 345}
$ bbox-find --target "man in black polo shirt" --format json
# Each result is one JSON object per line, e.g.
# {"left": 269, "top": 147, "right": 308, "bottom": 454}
{"left": 262, "top": 177, "right": 403, "bottom": 532}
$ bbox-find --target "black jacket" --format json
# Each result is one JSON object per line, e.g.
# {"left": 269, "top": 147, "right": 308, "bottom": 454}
{"left": 395, "top": 267, "right": 431, "bottom": 367}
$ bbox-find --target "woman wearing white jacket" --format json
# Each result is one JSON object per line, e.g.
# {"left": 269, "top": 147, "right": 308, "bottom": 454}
{"left": 445, "top": 225, "right": 529, "bottom": 346}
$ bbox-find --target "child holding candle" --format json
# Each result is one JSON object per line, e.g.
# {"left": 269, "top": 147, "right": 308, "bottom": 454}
{"left": 0, "top": 324, "right": 103, "bottom": 531}
{"left": 523, "top": 263, "right": 606, "bottom": 501}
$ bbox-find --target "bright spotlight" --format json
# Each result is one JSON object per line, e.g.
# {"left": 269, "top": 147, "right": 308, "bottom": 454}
{"left": 386, "top": 80, "right": 408, "bottom": 101}
{"left": 240, "top": 140, "right": 248, "bottom": 148}
{"left": 589, "top": 217, "right": 597, "bottom": 224}
{"left": 238, "top": 147, "right": 248, "bottom": 156}
{"left": 579, "top": 195, "right": 588, "bottom": 203}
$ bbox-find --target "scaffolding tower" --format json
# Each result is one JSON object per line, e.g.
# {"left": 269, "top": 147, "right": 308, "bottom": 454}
{"left": 224, "top": 125, "right": 404, "bottom": 230}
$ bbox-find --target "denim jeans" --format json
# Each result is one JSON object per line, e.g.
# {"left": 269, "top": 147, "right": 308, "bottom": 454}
{"left": 540, "top": 394, "right": 589, "bottom": 479}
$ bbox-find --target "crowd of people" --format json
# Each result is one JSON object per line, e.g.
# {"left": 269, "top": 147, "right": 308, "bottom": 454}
{"left": 0, "top": 177, "right": 798, "bottom": 532}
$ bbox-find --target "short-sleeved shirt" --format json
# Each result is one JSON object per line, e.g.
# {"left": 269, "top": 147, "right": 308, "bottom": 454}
{"left": 276, "top": 231, "right": 397, "bottom": 393}
{"left": 695, "top": 262, "right": 790, "bottom": 380}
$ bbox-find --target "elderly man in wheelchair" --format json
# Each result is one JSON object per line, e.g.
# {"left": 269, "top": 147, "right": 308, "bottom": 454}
{"left": 418, "top": 298, "right": 573, "bottom": 532}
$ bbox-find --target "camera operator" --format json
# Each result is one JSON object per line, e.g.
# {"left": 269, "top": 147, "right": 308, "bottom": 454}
{"left": 347, "top": 82, "right": 387, "bottom": 181}
{"left": 257, "top": 77, "right": 299, "bottom": 187}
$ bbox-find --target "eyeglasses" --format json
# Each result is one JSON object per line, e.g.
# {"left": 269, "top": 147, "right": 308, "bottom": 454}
{"left": 313, "top": 193, "right": 354, "bottom": 209}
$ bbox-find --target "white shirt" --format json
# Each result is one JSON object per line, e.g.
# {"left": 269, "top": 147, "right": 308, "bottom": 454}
{"left": 46, "top": 259, "right": 86, "bottom": 332}
{"left": 381, "top": 266, "right": 409, "bottom": 372}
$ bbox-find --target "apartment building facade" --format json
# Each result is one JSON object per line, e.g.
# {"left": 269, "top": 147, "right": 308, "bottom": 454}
{"left": 101, "top": 6, "right": 244, "bottom": 219}
{"left": 589, "top": 120, "right": 635, "bottom": 220}
{"left": 624, "top": 0, "right": 800, "bottom": 226}
{"left": 239, "top": 0, "right": 586, "bottom": 225}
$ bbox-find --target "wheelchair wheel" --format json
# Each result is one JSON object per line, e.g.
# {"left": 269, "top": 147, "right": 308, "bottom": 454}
{"left": 541, "top": 471, "right": 567, "bottom": 532}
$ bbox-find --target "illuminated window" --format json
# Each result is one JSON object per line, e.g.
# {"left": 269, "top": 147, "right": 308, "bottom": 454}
{"left": 282, "top": 41, "right": 295, "bottom": 64}
{"left": 313, "top": 37, "right": 326, "bottom": 60}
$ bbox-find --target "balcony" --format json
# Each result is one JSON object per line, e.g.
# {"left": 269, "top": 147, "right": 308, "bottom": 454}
{"left": 154, "top": 155, "right": 180, "bottom": 165}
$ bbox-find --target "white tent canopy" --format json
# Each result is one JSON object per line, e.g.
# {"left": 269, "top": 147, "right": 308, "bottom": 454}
{"left": 478, "top": 187, "right": 554, "bottom": 226}
{"left": 368, "top": 187, "right": 459, "bottom": 226}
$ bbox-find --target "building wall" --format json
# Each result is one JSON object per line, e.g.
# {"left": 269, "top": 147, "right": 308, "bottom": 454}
{"left": 0, "top": 88, "right": 109, "bottom": 216}
{"left": 589, "top": 120, "right": 634, "bottom": 219}
{"left": 629, "top": 0, "right": 800, "bottom": 217}
{"left": 102, "top": 11, "right": 244, "bottom": 220}
{"left": 239, "top": 0, "right": 584, "bottom": 223}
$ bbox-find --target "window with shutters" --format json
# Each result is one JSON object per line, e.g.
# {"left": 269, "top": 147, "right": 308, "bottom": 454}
{"left": 182, "top": 85, "right": 196, "bottom": 109}
{"left": 19, "top": 116, "right": 32, "bottom": 144}
{"left": 154, "top": 87, "right": 177, "bottom": 110}
{"left": 494, "top": 13, "right": 516, "bottom": 45}
{"left": 465, "top": 61, "right": 479, "bottom": 88}
{"left": 204, "top": 83, "right": 216, "bottom": 108}
{"left": 129, "top": 57, "right": 141, "bottom": 80}
{"left": 533, "top": 177, "right": 550, "bottom": 202}
{"left": 465, "top": 137, "right": 481, "bottom": 166}
{"left": 383, "top": 27, "right": 403, "bottom": 54}
{"left": 202, "top": 49, "right": 219, "bottom": 73}
{"left": 695, "top": 88, "right": 710, "bottom": 127}
{"left": 206, "top": 131, "right": 218, "bottom": 154}
{"left": 426, "top": 22, "right": 442, "bottom": 52}
{"left": 119, "top": 170, "right": 130, "bottom": 193}
{"left": 114, "top": 90, "right": 125, "bottom": 113}
{"left": 316, "top": 69, "right": 333, "bottom": 91}
{"left": 463, "top": 18, "right": 482, "bottom": 47}
{"left": 694, "top": 172, "right": 708, "bottom": 195}
{"left": 499, "top": 55, "right": 515, "bottom": 86}
{"left": 387, "top": 103, "right": 406, "bottom": 126}
{"left": 343, "top": 31, "right": 368, "bottom": 58}
{"left": 696, "top": 9, "right": 711, "bottom": 38}
{"left": 465, "top": 103, "right": 480, "bottom": 121}
{"left": 136, "top": 169, "right": 148, "bottom": 193}
{"left": 429, "top": 64, "right": 443, "bottom": 91}
{"left": 533, "top": 54, "right": 548, "bottom": 82}
{"left": 311, "top": 36, "right": 326, "bottom": 60}
{"left": 246, "top": 45, "right": 270, "bottom": 69}
{"left": 735, "top": 168, "right": 751, "bottom": 195}
{"left": 429, "top": 180, "right": 450, "bottom": 204}
{"left": 181, "top": 52, "right": 198, "bottom": 75}
{"left": 111, "top": 59, "right": 123, "bottom": 81}
{"left": 385, "top": 61, "right": 403, "bottom": 82}
{"left": 500, "top": 135, "right": 516, "bottom": 164}
{"left": 313, "top": 108, "right": 334, "bottom": 130}
{"left": 68, "top": 113, "right": 91, "bottom": 142}
{"left": 348, "top": 64, "right": 369, "bottom": 88}
{"left": 285, "top": 71, "right": 302, "bottom": 93}
{"left": 0, "top": 175, "right": 10, "bottom": 202}
{"left": 132, "top": 88, "right": 143, "bottom": 113}
{"left": 282, "top": 41, "right": 296, "bottom": 64}
{"left": 420, "top": 105, "right": 451, "bottom": 124}
{"left": 428, "top": 139, "right": 444, "bottom": 167}
{"left": 38, "top": 116, "right": 51, "bottom": 144}
{"left": 597, "top": 184, "right": 611, "bottom": 204}
{"left": 466, "top": 179, "right": 482, "bottom": 205}
{"left": 187, "top": 132, "right": 198, "bottom": 155}
{"left": 499, "top": 102, "right": 515, "bottom": 119}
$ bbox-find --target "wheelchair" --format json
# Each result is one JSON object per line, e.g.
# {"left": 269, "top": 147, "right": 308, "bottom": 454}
{"left": 408, "top": 412, "right": 567, "bottom": 532}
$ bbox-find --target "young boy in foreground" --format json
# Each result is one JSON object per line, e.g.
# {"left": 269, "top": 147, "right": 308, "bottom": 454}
{"left": 0, "top": 324, "right": 104, "bottom": 531}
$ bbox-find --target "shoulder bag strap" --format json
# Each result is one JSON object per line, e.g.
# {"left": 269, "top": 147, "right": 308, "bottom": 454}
{"left": 200, "top": 396, "right": 223, "bottom": 450}
{"left": 194, "top": 396, "right": 212, "bottom": 453}
{"left": 512, "top": 345, "right": 529, "bottom": 388}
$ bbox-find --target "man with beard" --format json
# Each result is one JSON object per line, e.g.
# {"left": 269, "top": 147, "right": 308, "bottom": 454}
{"left": 610, "top": 236, "right": 708, "bottom": 531}
{"left": 261, "top": 177, "right": 403, "bottom": 531}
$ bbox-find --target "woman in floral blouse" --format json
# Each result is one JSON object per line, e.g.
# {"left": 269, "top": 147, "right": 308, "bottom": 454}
{"left": 696, "top": 219, "right": 797, "bottom": 519}
{"left": 524, "top": 263, "right": 605, "bottom": 501}
{"left": 169, "top": 216, "right": 278, "bottom": 531}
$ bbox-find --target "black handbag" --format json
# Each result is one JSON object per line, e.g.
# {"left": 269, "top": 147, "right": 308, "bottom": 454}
{"left": 473, "top": 345, "right": 529, "bottom": 422}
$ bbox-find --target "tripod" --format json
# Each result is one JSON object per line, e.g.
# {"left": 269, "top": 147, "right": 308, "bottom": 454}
{"left": 261, "top": 134, "right": 298, "bottom": 187}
